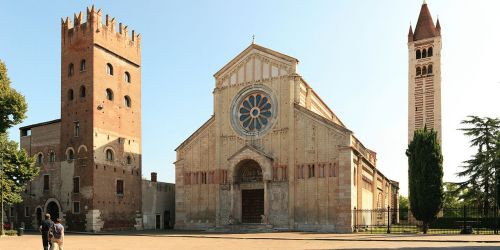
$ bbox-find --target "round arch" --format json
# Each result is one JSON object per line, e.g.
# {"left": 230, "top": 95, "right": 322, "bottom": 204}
{"left": 234, "top": 159, "right": 263, "bottom": 183}
{"left": 77, "top": 144, "right": 88, "bottom": 154}
{"left": 44, "top": 198, "right": 62, "bottom": 221}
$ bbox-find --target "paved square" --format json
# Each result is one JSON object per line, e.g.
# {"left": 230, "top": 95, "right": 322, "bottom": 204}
{"left": 1, "top": 232, "right": 500, "bottom": 249}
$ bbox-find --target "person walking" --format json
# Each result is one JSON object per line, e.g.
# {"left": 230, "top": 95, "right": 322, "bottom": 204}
{"left": 52, "top": 218, "right": 64, "bottom": 250}
{"left": 39, "top": 213, "right": 54, "bottom": 250}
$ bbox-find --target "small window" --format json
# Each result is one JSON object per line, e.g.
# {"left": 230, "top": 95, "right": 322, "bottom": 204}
{"left": 43, "top": 175, "right": 50, "bottom": 191}
{"left": 427, "top": 64, "right": 433, "bottom": 74}
{"left": 124, "top": 95, "right": 131, "bottom": 108}
{"left": 106, "top": 63, "right": 113, "bottom": 75}
{"left": 127, "top": 155, "right": 132, "bottom": 165}
{"left": 67, "top": 149, "right": 75, "bottom": 161}
{"left": 416, "top": 50, "right": 421, "bottom": 59}
{"left": 308, "top": 164, "right": 315, "bottom": 178}
{"left": 49, "top": 151, "right": 56, "bottom": 163}
{"left": 124, "top": 72, "right": 131, "bottom": 83}
{"left": 427, "top": 47, "right": 433, "bottom": 57}
{"left": 116, "top": 179, "right": 124, "bottom": 195}
{"left": 422, "top": 49, "right": 427, "bottom": 58}
{"left": 106, "top": 89, "right": 114, "bottom": 101}
{"left": 73, "top": 177, "right": 80, "bottom": 193}
{"left": 68, "top": 89, "right": 74, "bottom": 101}
{"left": 24, "top": 206, "right": 30, "bottom": 217}
{"left": 106, "top": 149, "right": 114, "bottom": 161}
{"left": 73, "top": 202, "right": 80, "bottom": 214}
{"left": 68, "top": 63, "right": 74, "bottom": 76}
{"left": 37, "top": 153, "right": 43, "bottom": 165}
{"left": 80, "top": 59, "right": 86, "bottom": 71}
{"left": 416, "top": 67, "right": 421, "bottom": 76}
{"left": 80, "top": 85, "right": 86, "bottom": 98}
{"left": 422, "top": 66, "right": 427, "bottom": 75}
{"left": 74, "top": 121, "right": 80, "bottom": 137}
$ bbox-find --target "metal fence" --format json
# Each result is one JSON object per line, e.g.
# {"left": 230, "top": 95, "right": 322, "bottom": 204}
{"left": 353, "top": 206, "right": 499, "bottom": 234}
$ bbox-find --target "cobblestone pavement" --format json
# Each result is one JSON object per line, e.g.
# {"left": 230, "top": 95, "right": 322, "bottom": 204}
{"left": 1, "top": 232, "right": 500, "bottom": 249}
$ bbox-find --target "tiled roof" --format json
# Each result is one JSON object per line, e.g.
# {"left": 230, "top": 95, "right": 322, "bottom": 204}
{"left": 413, "top": 3, "right": 439, "bottom": 41}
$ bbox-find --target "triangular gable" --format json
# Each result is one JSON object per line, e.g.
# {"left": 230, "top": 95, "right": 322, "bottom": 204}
{"left": 214, "top": 43, "right": 299, "bottom": 87}
{"left": 227, "top": 144, "right": 274, "bottom": 161}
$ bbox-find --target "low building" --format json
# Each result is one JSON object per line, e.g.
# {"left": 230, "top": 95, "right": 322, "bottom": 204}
{"left": 142, "top": 173, "right": 175, "bottom": 229}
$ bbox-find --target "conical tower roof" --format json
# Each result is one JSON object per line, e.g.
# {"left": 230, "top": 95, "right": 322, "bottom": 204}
{"left": 413, "top": 3, "right": 439, "bottom": 41}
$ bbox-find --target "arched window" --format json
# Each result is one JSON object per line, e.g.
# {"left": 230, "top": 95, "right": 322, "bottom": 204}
{"left": 67, "top": 149, "right": 75, "bottom": 161}
{"left": 68, "top": 89, "right": 74, "bottom": 101}
{"left": 124, "top": 72, "right": 131, "bottom": 83}
{"left": 68, "top": 63, "right": 74, "bottom": 76}
{"left": 427, "top": 47, "right": 433, "bottom": 57}
{"left": 124, "top": 95, "right": 131, "bottom": 108}
{"left": 422, "top": 66, "right": 427, "bottom": 75}
{"left": 49, "top": 151, "right": 56, "bottom": 163}
{"left": 37, "top": 153, "right": 43, "bottom": 165}
{"left": 80, "top": 85, "right": 86, "bottom": 98}
{"left": 106, "top": 149, "right": 114, "bottom": 161}
{"left": 106, "top": 63, "right": 113, "bottom": 75}
{"left": 416, "top": 50, "right": 421, "bottom": 59}
{"left": 106, "top": 89, "right": 114, "bottom": 101}
{"left": 416, "top": 67, "right": 421, "bottom": 76}
{"left": 126, "top": 155, "right": 132, "bottom": 165}
{"left": 422, "top": 49, "right": 427, "bottom": 58}
{"left": 80, "top": 59, "right": 86, "bottom": 71}
{"left": 427, "top": 64, "right": 433, "bottom": 74}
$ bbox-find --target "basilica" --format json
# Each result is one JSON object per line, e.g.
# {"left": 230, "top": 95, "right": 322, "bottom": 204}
{"left": 174, "top": 43, "right": 399, "bottom": 232}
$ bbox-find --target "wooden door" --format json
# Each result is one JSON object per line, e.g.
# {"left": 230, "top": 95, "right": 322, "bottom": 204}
{"left": 241, "top": 189, "right": 264, "bottom": 223}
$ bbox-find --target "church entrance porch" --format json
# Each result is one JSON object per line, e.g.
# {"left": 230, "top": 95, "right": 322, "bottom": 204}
{"left": 242, "top": 189, "right": 264, "bottom": 223}
{"left": 231, "top": 159, "right": 271, "bottom": 225}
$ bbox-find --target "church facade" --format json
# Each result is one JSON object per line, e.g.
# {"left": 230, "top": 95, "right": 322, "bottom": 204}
{"left": 175, "top": 44, "right": 399, "bottom": 232}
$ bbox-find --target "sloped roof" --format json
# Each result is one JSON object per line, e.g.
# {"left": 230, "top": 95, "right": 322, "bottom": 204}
{"left": 213, "top": 43, "right": 298, "bottom": 78}
{"left": 413, "top": 3, "right": 439, "bottom": 41}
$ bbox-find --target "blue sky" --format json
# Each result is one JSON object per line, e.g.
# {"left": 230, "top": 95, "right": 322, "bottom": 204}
{"left": 1, "top": 0, "right": 499, "bottom": 195}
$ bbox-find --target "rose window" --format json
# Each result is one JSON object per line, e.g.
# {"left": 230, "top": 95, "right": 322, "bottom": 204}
{"left": 238, "top": 93, "right": 272, "bottom": 132}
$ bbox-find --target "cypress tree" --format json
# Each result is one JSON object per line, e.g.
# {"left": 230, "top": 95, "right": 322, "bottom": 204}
{"left": 406, "top": 126, "right": 444, "bottom": 234}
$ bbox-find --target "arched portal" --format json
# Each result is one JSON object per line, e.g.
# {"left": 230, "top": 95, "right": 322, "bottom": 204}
{"left": 235, "top": 159, "right": 264, "bottom": 223}
{"left": 46, "top": 201, "right": 60, "bottom": 222}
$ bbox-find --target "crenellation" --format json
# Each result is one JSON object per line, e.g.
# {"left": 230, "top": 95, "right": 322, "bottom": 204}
{"left": 61, "top": 7, "right": 140, "bottom": 48}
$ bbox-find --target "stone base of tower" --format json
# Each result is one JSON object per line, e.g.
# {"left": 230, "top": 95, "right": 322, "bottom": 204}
{"left": 85, "top": 209, "right": 104, "bottom": 232}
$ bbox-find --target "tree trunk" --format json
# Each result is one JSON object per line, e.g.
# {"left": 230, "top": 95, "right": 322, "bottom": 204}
{"left": 422, "top": 222, "right": 429, "bottom": 234}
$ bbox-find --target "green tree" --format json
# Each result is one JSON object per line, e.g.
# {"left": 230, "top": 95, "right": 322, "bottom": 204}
{"left": 399, "top": 195, "right": 409, "bottom": 210}
{"left": 456, "top": 116, "right": 500, "bottom": 214}
{"left": 398, "top": 195, "right": 409, "bottom": 221}
{"left": 0, "top": 60, "right": 27, "bottom": 134}
{"left": 406, "top": 126, "right": 444, "bottom": 234}
{"left": 0, "top": 60, "right": 38, "bottom": 235}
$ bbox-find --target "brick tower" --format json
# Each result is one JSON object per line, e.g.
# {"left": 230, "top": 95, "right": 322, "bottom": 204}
{"left": 60, "top": 6, "right": 142, "bottom": 231}
{"left": 408, "top": 2, "right": 442, "bottom": 144}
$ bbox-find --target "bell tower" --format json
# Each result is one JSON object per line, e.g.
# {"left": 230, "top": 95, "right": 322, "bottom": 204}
{"left": 408, "top": 2, "right": 442, "bottom": 144}
{"left": 60, "top": 6, "right": 142, "bottom": 231}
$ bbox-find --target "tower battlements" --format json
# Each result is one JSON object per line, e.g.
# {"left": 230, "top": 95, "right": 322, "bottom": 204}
{"left": 61, "top": 6, "right": 141, "bottom": 51}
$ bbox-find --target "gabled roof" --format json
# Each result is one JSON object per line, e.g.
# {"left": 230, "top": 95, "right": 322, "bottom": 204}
{"left": 213, "top": 43, "right": 299, "bottom": 78}
{"left": 227, "top": 144, "right": 274, "bottom": 161}
{"left": 412, "top": 3, "right": 439, "bottom": 41}
{"left": 175, "top": 116, "right": 215, "bottom": 151}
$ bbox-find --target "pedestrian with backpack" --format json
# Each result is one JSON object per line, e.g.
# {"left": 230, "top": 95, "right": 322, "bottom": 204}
{"left": 52, "top": 218, "right": 65, "bottom": 250}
